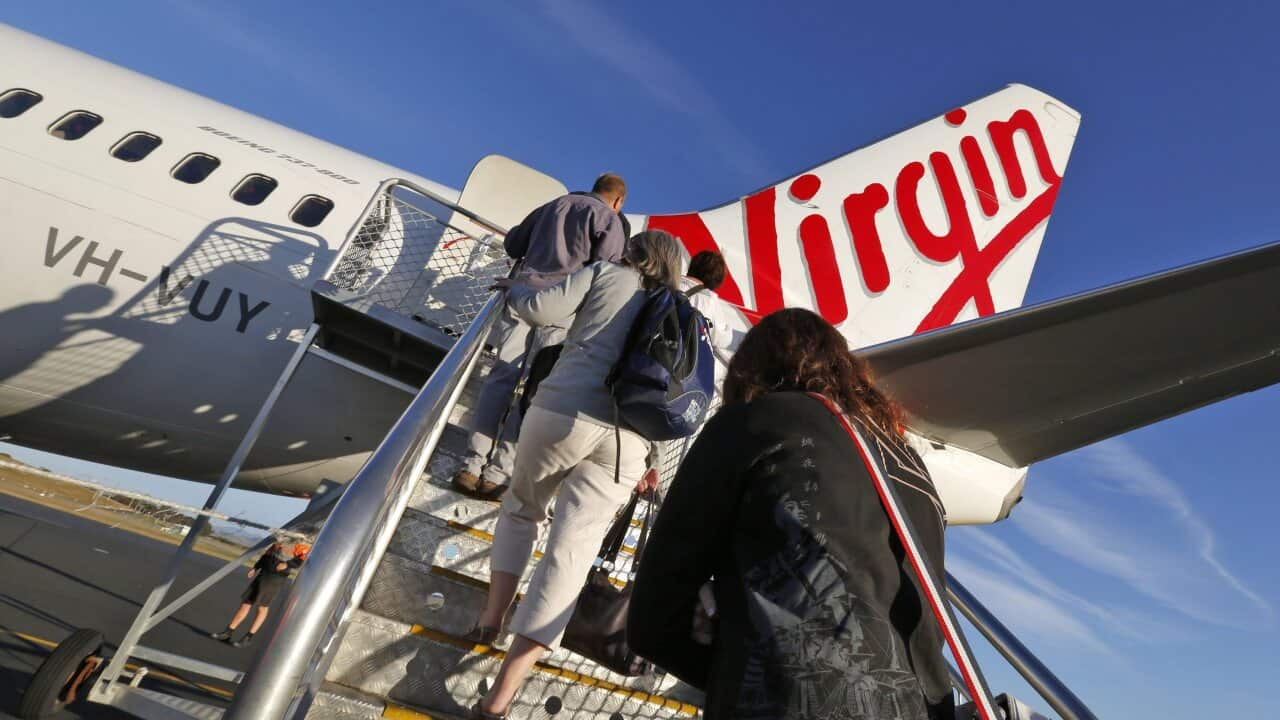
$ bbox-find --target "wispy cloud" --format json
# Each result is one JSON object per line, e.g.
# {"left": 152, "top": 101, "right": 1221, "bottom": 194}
{"left": 169, "top": 1, "right": 400, "bottom": 127}
{"left": 170, "top": 2, "right": 326, "bottom": 99}
{"left": 1013, "top": 439, "right": 1273, "bottom": 630}
{"left": 953, "top": 529, "right": 1163, "bottom": 645}
{"left": 531, "top": 1, "right": 770, "bottom": 182}
{"left": 947, "top": 553, "right": 1116, "bottom": 656}
{"left": 948, "top": 436, "right": 1270, "bottom": 668}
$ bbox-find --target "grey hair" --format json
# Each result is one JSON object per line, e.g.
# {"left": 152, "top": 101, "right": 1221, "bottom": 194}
{"left": 625, "top": 230, "right": 684, "bottom": 290}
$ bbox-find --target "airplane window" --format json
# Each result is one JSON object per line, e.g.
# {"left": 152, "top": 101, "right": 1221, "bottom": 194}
{"left": 232, "top": 174, "right": 278, "bottom": 206}
{"left": 110, "top": 132, "right": 163, "bottom": 162}
{"left": 48, "top": 111, "right": 103, "bottom": 141}
{"left": 290, "top": 195, "right": 334, "bottom": 227}
{"left": 0, "top": 89, "right": 42, "bottom": 118}
{"left": 171, "top": 153, "right": 221, "bottom": 184}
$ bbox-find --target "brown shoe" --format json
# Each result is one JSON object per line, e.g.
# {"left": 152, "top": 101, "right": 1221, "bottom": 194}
{"left": 452, "top": 470, "right": 482, "bottom": 493}
{"left": 472, "top": 479, "right": 508, "bottom": 501}
{"left": 452, "top": 471, "right": 508, "bottom": 501}
{"left": 464, "top": 625, "right": 499, "bottom": 646}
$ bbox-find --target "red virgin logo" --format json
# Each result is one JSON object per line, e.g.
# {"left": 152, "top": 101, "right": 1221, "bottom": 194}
{"left": 647, "top": 106, "right": 1062, "bottom": 334}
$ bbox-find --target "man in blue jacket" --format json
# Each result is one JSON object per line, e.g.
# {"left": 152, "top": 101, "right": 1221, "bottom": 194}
{"left": 452, "top": 173, "right": 628, "bottom": 500}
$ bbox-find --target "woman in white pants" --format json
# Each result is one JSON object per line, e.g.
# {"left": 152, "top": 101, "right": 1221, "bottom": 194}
{"left": 469, "top": 230, "right": 684, "bottom": 720}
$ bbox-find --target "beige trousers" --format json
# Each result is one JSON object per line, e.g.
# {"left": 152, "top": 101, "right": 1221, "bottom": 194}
{"left": 490, "top": 405, "right": 646, "bottom": 648}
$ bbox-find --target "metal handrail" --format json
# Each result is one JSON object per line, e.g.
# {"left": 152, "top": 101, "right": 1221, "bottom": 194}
{"left": 946, "top": 572, "right": 1099, "bottom": 720}
{"left": 226, "top": 178, "right": 511, "bottom": 718}
{"left": 226, "top": 288, "right": 504, "bottom": 719}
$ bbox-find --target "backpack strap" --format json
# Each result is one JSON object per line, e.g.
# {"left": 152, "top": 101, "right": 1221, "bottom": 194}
{"left": 683, "top": 283, "right": 709, "bottom": 298}
{"left": 605, "top": 286, "right": 661, "bottom": 389}
{"left": 613, "top": 402, "right": 622, "bottom": 485}
{"left": 807, "top": 392, "right": 1001, "bottom": 720}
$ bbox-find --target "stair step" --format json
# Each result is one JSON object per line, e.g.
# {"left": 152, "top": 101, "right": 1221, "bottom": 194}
{"left": 375, "top": 516, "right": 647, "bottom": 683}
{"left": 385, "top": 510, "right": 641, "bottom": 601}
{"left": 311, "top": 281, "right": 454, "bottom": 389}
{"left": 309, "top": 686, "right": 385, "bottom": 720}
{"left": 363, "top": 554, "right": 669, "bottom": 692}
{"left": 310, "top": 684, "right": 468, "bottom": 720}
{"left": 408, "top": 433, "right": 653, "bottom": 545}
{"left": 325, "top": 613, "right": 695, "bottom": 720}
{"left": 320, "top": 329, "right": 704, "bottom": 717}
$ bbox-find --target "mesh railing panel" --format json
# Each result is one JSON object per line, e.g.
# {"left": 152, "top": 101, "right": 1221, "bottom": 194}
{"left": 602, "top": 395, "right": 724, "bottom": 585}
{"left": 327, "top": 190, "right": 511, "bottom": 336}
{"left": 655, "top": 394, "right": 723, "bottom": 495}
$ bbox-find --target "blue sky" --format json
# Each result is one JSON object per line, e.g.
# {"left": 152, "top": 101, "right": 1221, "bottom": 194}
{"left": 2, "top": 2, "right": 1278, "bottom": 717}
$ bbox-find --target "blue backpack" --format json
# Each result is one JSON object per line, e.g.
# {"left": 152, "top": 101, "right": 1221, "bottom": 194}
{"left": 607, "top": 286, "right": 716, "bottom": 441}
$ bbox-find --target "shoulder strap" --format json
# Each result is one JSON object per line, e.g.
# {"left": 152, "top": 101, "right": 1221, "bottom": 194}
{"left": 598, "top": 492, "right": 640, "bottom": 565}
{"left": 605, "top": 285, "right": 662, "bottom": 389}
{"left": 632, "top": 488, "right": 658, "bottom": 563}
{"left": 595, "top": 488, "right": 660, "bottom": 575}
{"left": 683, "top": 283, "right": 708, "bottom": 298}
{"left": 807, "top": 392, "right": 1001, "bottom": 720}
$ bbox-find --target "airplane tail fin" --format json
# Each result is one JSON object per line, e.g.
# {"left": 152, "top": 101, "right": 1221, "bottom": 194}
{"left": 641, "top": 84, "right": 1081, "bottom": 348}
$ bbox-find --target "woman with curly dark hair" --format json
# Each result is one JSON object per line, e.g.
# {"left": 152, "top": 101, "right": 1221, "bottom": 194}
{"left": 628, "top": 308, "right": 953, "bottom": 720}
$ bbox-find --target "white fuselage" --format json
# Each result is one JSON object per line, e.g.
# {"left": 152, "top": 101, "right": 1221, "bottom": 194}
{"left": 0, "top": 25, "right": 452, "bottom": 495}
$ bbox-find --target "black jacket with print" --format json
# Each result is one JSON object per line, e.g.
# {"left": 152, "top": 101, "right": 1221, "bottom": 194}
{"left": 629, "top": 392, "right": 953, "bottom": 720}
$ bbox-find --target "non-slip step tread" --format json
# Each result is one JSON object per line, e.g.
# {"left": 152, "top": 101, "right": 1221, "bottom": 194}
{"left": 308, "top": 686, "right": 385, "bottom": 720}
{"left": 326, "top": 353, "right": 703, "bottom": 717}
{"left": 362, "top": 555, "right": 668, "bottom": 692}
{"left": 326, "top": 613, "right": 695, "bottom": 720}
{"left": 385, "top": 511, "right": 641, "bottom": 601}
{"left": 310, "top": 684, "right": 470, "bottom": 720}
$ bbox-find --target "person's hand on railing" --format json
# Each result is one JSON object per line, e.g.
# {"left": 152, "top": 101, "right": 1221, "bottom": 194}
{"left": 488, "top": 277, "right": 518, "bottom": 291}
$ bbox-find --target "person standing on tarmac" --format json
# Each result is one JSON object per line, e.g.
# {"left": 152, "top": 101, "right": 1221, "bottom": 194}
{"left": 210, "top": 543, "right": 310, "bottom": 648}
{"left": 452, "top": 173, "right": 628, "bottom": 501}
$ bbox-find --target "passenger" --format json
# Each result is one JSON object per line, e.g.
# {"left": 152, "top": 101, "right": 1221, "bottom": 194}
{"left": 627, "top": 308, "right": 954, "bottom": 719}
{"left": 467, "top": 230, "right": 684, "bottom": 720}
{"left": 210, "top": 542, "right": 310, "bottom": 648}
{"left": 679, "top": 250, "right": 736, "bottom": 390}
{"left": 452, "top": 173, "right": 628, "bottom": 501}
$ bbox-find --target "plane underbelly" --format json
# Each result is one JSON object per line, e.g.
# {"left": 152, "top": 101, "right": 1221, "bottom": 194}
{"left": 0, "top": 150, "right": 407, "bottom": 494}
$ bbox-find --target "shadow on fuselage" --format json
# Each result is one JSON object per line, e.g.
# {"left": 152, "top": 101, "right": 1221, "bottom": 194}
{"left": 0, "top": 218, "right": 398, "bottom": 494}
{"left": 0, "top": 284, "right": 116, "bottom": 388}
{"left": 1, "top": 203, "right": 473, "bottom": 496}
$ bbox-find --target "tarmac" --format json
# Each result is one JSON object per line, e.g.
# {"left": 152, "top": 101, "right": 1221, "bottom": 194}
{"left": 0, "top": 491, "right": 287, "bottom": 718}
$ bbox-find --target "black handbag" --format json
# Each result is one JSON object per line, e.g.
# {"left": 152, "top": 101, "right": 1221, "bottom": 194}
{"left": 560, "top": 489, "right": 656, "bottom": 677}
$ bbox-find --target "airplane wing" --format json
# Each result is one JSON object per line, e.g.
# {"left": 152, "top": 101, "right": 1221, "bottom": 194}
{"left": 863, "top": 240, "right": 1280, "bottom": 468}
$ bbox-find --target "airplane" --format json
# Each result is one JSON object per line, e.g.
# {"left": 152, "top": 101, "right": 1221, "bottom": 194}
{"left": 6, "top": 19, "right": 1280, "bottom": 720}
{"left": 0, "top": 19, "right": 1070, "bottom": 525}
{"left": 3, "top": 21, "right": 1278, "bottom": 533}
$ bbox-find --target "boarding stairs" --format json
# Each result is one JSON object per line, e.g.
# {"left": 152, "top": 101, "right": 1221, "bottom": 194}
{"left": 298, "top": 183, "right": 702, "bottom": 719}
{"left": 34, "top": 178, "right": 1096, "bottom": 720}
{"left": 302, "top": 384, "right": 699, "bottom": 720}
